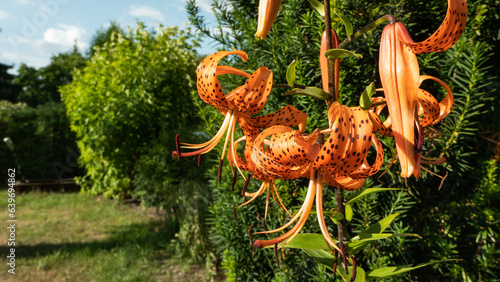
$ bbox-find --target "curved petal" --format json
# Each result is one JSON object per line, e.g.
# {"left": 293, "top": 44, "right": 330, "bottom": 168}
{"left": 197, "top": 51, "right": 248, "bottom": 112}
{"left": 313, "top": 102, "right": 351, "bottom": 170}
{"left": 399, "top": 0, "right": 467, "bottom": 54}
{"left": 418, "top": 75, "right": 454, "bottom": 125}
{"left": 336, "top": 107, "right": 373, "bottom": 176}
{"left": 246, "top": 105, "right": 308, "bottom": 132}
{"left": 368, "top": 111, "right": 393, "bottom": 136}
{"left": 324, "top": 175, "right": 366, "bottom": 191}
{"left": 348, "top": 134, "right": 384, "bottom": 179}
{"left": 234, "top": 67, "right": 273, "bottom": 114}
{"left": 417, "top": 89, "right": 440, "bottom": 127}
{"left": 252, "top": 126, "right": 312, "bottom": 180}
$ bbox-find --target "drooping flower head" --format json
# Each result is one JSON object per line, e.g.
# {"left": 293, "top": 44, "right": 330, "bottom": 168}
{"left": 379, "top": 0, "right": 466, "bottom": 178}
{"left": 250, "top": 102, "right": 384, "bottom": 253}
{"left": 173, "top": 50, "right": 307, "bottom": 181}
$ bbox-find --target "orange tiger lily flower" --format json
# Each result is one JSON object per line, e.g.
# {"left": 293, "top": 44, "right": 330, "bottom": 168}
{"left": 173, "top": 50, "right": 307, "bottom": 180}
{"left": 379, "top": 0, "right": 466, "bottom": 178}
{"left": 250, "top": 102, "right": 384, "bottom": 253}
{"left": 255, "top": 0, "right": 282, "bottom": 40}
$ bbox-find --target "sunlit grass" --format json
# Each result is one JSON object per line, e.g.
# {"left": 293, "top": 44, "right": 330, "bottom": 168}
{"left": 0, "top": 191, "right": 208, "bottom": 281}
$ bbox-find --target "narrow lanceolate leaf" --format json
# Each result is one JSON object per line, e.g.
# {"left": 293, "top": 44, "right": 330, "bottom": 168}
{"left": 347, "top": 188, "right": 400, "bottom": 204}
{"left": 306, "top": 0, "right": 324, "bottom": 17}
{"left": 360, "top": 213, "right": 400, "bottom": 235}
{"left": 359, "top": 82, "right": 376, "bottom": 110}
{"left": 350, "top": 233, "right": 421, "bottom": 243}
{"left": 324, "top": 49, "right": 363, "bottom": 60}
{"left": 334, "top": 10, "right": 353, "bottom": 38}
{"left": 284, "top": 87, "right": 330, "bottom": 100}
{"left": 366, "top": 259, "right": 458, "bottom": 280}
{"left": 286, "top": 60, "right": 297, "bottom": 86}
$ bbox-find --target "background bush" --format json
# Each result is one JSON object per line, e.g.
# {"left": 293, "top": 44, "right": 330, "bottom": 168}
{"left": 0, "top": 101, "right": 81, "bottom": 181}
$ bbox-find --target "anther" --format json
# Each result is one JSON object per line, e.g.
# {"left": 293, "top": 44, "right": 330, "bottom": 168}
{"left": 241, "top": 173, "right": 252, "bottom": 196}
{"left": 175, "top": 134, "right": 181, "bottom": 160}
{"left": 248, "top": 224, "right": 255, "bottom": 252}
{"left": 333, "top": 249, "right": 339, "bottom": 274}
{"left": 218, "top": 159, "right": 224, "bottom": 183}
{"left": 231, "top": 173, "right": 237, "bottom": 191}
{"left": 274, "top": 244, "right": 281, "bottom": 270}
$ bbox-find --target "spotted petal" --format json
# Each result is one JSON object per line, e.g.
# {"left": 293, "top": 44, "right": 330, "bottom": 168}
{"left": 401, "top": 0, "right": 467, "bottom": 54}
{"left": 196, "top": 50, "right": 249, "bottom": 112}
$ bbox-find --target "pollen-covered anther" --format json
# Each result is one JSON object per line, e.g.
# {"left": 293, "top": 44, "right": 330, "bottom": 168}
{"left": 174, "top": 134, "right": 181, "bottom": 160}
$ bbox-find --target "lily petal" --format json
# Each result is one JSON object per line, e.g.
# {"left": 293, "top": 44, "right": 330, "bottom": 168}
{"left": 233, "top": 67, "right": 273, "bottom": 114}
{"left": 255, "top": 0, "right": 282, "bottom": 40}
{"left": 197, "top": 51, "right": 248, "bottom": 112}
{"left": 401, "top": 0, "right": 467, "bottom": 54}
{"left": 379, "top": 22, "right": 421, "bottom": 178}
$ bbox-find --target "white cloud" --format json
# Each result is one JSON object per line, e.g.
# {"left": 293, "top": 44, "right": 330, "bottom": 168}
{"left": 195, "top": 0, "right": 213, "bottom": 13}
{"left": 0, "top": 10, "right": 8, "bottom": 19}
{"left": 129, "top": 5, "right": 165, "bottom": 21}
{"left": 43, "top": 24, "right": 88, "bottom": 51}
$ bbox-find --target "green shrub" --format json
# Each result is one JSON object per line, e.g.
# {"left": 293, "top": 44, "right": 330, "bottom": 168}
{"left": 61, "top": 23, "right": 203, "bottom": 200}
{"left": 0, "top": 101, "right": 81, "bottom": 181}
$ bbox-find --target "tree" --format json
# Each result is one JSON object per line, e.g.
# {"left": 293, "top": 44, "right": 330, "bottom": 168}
{"left": 13, "top": 46, "right": 86, "bottom": 106}
{"left": 87, "top": 21, "right": 125, "bottom": 57}
{"left": 0, "top": 63, "right": 21, "bottom": 102}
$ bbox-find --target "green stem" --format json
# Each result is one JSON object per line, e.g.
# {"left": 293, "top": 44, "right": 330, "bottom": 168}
{"left": 272, "top": 83, "right": 306, "bottom": 89}
{"left": 337, "top": 14, "right": 397, "bottom": 49}
{"left": 324, "top": 0, "right": 336, "bottom": 105}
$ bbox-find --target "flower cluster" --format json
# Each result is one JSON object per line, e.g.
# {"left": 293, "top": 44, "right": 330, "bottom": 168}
{"left": 174, "top": 0, "right": 467, "bottom": 260}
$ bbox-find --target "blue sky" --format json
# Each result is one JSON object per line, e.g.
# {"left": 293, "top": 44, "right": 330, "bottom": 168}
{"left": 0, "top": 0, "right": 218, "bottom": 73}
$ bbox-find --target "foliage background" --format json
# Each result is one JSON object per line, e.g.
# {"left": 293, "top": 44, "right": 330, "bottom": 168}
{"left": 186, "top": 0, "right": 500, "bottom": 280}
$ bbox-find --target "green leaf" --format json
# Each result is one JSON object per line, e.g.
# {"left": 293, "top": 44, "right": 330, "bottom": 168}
{"left": 284, "top": 87, "right": 330, "bottom": 100}
{"left": 359, "top": 82, "right": 376, "bottom": 110}
{"left": 334, "top": 11, "right": 353, "bottom": 38}
{"left": 350, "top": 233, "right": 421, "bottom": 243}
{"left": 324, "top": 49, "right": 363, "bottom": 61}
{"left": 345, "top": 204, "right": 353, "bottom": 224}
{"left": 302, "top": 249, "right": 336, "bottom": 271}
{"left": 306, "top": 0, "right": 324, "bottom": 17}
{"left": 278, "top": 233, "right": 333, "bottom": 250}
{"left": 347, "top": 188, "right": 400, "bottom": 205}
{"left": 366, "top": 259, "right": 457, "bottom": 280}
{"left": 286, "top": 60, "right": 297, "bottom": 86}
{"left": 303, "top": 248, "right": 366, "bottom": 281}
{"left": 348, "top": 233, "right": 420, "bottom": 256}
{"left": 360, "top": 213, "right": 399, "bottom": 235}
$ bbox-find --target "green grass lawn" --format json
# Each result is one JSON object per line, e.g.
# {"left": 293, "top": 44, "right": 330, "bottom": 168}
{"left": 0, "top": 191, "right": 210, "bottom": 281}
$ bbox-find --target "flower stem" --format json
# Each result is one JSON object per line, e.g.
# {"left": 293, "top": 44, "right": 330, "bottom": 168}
{"left": 324, "top": 0, "right": 336, "bottom": 105}
{"left": 337, "top": 14, "right": 397, "bottom": 49}
{"left": 272, "top": 83, "right": 306, "bottom": 89}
